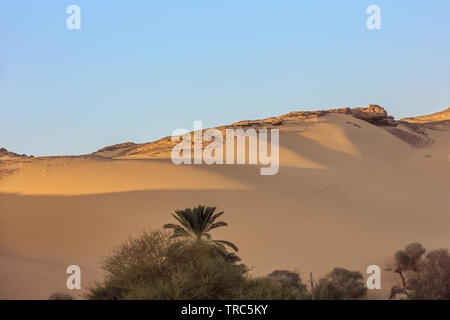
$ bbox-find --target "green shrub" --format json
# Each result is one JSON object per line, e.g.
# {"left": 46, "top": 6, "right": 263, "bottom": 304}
{"left": 390, "top": 243, "right": 450, "bottom": 300}
{"left": 48, "top": 292, "right": 74, "bottom": 300}
{"left": 394, "top": 243, "right": 426, "bottom": 274}
{"left": 88, "top": 230, "right": 172, "bottom": 300}
{"left": 125, "top": 243, "right": 246, "bottom": 300}
{"left": 232, "top": 278, "right": 303, "bottom": 300}
{"left": 87, "top": 230, "right": 314, "bottom": 300}
{"left": 313, "top": 268, "right": 367, "bottom": 300}
{"left": 407, "top": 249, "right": 450, "bottom": 300}
{"left": 266, "top": 270, "right": 310, "bottom": 299}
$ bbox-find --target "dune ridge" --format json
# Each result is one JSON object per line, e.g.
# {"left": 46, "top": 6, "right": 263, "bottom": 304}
{"left": 89, "top": 105, "right": 448, "bottom": 159}
{"left": 402, "top": 108, "right": 450, "bottom": 123}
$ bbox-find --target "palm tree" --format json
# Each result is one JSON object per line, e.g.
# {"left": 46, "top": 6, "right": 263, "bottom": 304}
{"left": 163, "top": 205, "right": 238, "bottom": 255}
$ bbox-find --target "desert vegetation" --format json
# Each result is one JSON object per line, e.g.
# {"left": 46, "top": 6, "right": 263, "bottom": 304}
{"left": 389, "top": 243, "right": 450, "bottom": 300}
{"left": 48, "top": 292, "right": 74, "bottom": 300}
{"left": 87, "top": 230, "right": 301, "bottom": 300}
{"left": 87, "top": 205, "right": 302, "bottom": 300}
{"left": 163, "top": 205, "right": 240, "bottom": 263}
{"left": 313, "top": 268, "right": 367, "bottom": 300}
{"left": 86, "top": 206, "right": 449, "bottom": 300}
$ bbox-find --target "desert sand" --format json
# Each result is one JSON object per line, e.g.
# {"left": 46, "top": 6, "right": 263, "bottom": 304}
{"left": 1, "top": 106, "right": 450, "bottom": 299}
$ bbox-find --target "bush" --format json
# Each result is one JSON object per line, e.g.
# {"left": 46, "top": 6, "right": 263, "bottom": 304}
{"left": 394, "top": 243, "right": 426, "bottom": 273}
{"left": 313, "top": 268, "right": 367, "bottom": 300}
{"left": 389, "top": 243, "right": 450, "bottom": 300}
{"left": 266, "top": 270, "right": 310, "bottom": 299}
{"left": 88, "top": 230, "right": 245, "bottom": 300}
{"left": 407, "top": 249, "right": 450, "bottom": 300}
{"left": 125, "top": 244, "right": 246, "bottom": 300}
{"left": 232, "top": 278, "right": 302, "bottom": 300}
{"left": 48, "top": 292, "right": 74, "bottom": 300}
{"left": 87, "top": 230, "right": 306, "bottom": 300}
{"left": 88, "top": 230, "right": 172, "bottom": 300}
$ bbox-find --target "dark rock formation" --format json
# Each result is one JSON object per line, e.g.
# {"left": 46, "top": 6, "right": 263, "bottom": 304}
{"left": 94, "top": 142, "right": 136, "bottom": 153}
{"left": 350, "top": 105, "right": 398, "bottom": 126}
{"left": 0, "top": 148, "right": 32, "bottom": 158}
{"left": 233, "top": 105, "right": 398, "bottom": 127}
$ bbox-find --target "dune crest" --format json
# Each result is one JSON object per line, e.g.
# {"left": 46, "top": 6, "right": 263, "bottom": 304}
{"left": 402, "top": 107, "right": 450, "bottom": 123}
{"left": 90, "top": 105, "right": 419, "bottom": 159}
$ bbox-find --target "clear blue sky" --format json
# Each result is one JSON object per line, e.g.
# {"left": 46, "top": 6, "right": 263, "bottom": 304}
{"left": 1, "top": 1, "right": 449, "bottom": 156}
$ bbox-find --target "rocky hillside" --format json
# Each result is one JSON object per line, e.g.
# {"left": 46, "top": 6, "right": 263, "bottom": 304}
{"left": 233, "top": 104, "right": 398, "bottom": 127}
{"left": 4, "top": 105, "right": 449, "bottom": 161}
{"left": 92, "top": 104, "right": 446, "bottom": 159}
{"left": 0, "top": 148, "right": 32, "bottom": 159}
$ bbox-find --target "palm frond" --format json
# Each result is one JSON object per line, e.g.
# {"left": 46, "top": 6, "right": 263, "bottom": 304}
{"left": 163, "top": 223, "right": 190, "bottom": 238}
{"left": 171, "top": 212, "right": 192, "bottom": 231}
{"left": 209, "top": 211, "right": 224, "bottom": 225}
{"left": 163, "top": 223, "right": 183, "bottom": 230}
{"left": 225, "top": 252, "right": 241, "bottom": 263}
{"left": 207, "top": 221, "right": 228, "bottom": 232}
{"left": 214, "top": 239, "right": 239, "bottom": 252}
{"left": 172, "top": 228, "right": 191, "bottom": 238}
{"left": 164, "top": 205, "right": 238, "bottom": 257}
{"left": 203, "top": 233, "right": 212, "bottom": 240}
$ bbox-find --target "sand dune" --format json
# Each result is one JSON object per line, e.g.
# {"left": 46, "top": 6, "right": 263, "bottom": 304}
{"left": 402, "top": 108, "right": 450, "bottom": 123}
{"left": 1, "top": 107, "right": 450, "bottom": 299}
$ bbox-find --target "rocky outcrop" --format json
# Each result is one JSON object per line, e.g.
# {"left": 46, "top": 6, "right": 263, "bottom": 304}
{"left": 232, "top": 105, "right": 398, "bottom": 127}
{"left": 92, "top": 142, "right": 137, "bottom": 158}
{"left": 350, "top": 105, "right": 398, "bottom": 126}
{"left": 91, "top": 105, "right": 401, "bottom": 158}
{"left": 95, "top": 142, "right": 136, "bottom": 154}
{"left": 0, "top": 148, "right": 32, "bottom": 159}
